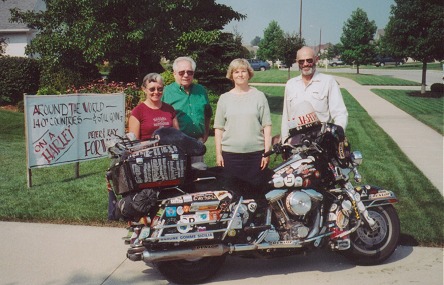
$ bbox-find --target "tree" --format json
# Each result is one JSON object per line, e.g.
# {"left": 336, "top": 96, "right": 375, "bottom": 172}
{"left": 175, "top": 31, "right": 249, "bottom": 93}
{"left": 250, "top": 36, "right": 261, "bottom": 46}
{"left": 340, "top": 8, "right": 377, "bottom": 74}
{"left": 0, "top": 37, "right": 6, "bottom": 55}
{"left": 257, "top": 20, "right": 284, "bottom": 64}
{"left": 383, "top": 0, "right": 444, "bottom": 94}
{"left": 326, "top": 43, "right": 343, "bottom": 60}
{"left": 9, "top": 0, "right": 245, "bottom": 87}
{"left": 280, "top": 32, "right": 304, "bottom": 79}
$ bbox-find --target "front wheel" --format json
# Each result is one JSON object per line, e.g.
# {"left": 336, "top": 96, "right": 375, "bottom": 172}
{"left": 155, "top": 255, "right": 227, "bottom": 284}
{"left": 343, "top": 205, "right": 400, "bottom": 265}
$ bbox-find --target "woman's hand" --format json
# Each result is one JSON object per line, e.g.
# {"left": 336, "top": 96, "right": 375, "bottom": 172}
{"left": 260, "top": 156, "right": 269, "bottom": 170}
{"left": 216, "top": 154, "right": 224, "bottom": 167}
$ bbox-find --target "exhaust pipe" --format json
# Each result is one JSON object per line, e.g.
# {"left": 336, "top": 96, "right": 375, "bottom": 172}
{"left": 142, "top": 244, "right": 230, "bottom": 263}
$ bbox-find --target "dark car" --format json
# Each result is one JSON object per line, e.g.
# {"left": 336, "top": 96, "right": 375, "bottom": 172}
{"left": 329, "top": 59, "right": 345, "bottom": 67}
{"left": 247, "top": 59, "right": 271, "bottom": 71}
{"left": 374, "top": 56, "right": 405, "bottom": 67}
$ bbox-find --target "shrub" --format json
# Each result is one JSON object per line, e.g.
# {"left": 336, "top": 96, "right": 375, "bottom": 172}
{"left": 0, "top": 56, "right": 40, "bottom": 105}
{"left": 108, "top": 63, "right": 139, "bottom": 84}
{"left": 39, "top": 61, "right": 101, "bottom": 93}
{"left": 430, "top": 83, "right": 444, "bottom": 93}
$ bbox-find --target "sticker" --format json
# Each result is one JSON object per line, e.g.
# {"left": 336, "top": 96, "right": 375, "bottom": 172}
{"left": 159, "top": 232, "right": 215, "bottom": 242}
{"left": 295, "top": 176, "right": 303, "bottom": 187}
{"left": 183, "top": 195, "right": 193, "bottom": 203}
{"left": 215, "top": 191, "right": 232, "bottom": 201}
{"left": 165, "top": 207, "right": 177, "bottom": 217}
{"left": 176, "top": 206, "right": 184, "bottom": 215}
{"left": 247, "top": 202, "right": 257, "bottom": 212}
{"left": 369, "top": 190, "right": 392, "bottom": 199}
{"left": 190, "top": 201, "right": 219, "bottom": 212}
{"left": 209, "top": 210, "right": 220, "bottom": 220}
{"left": 183, "top": 205, "right": 190, "bottom": 213}
{"left": 273, "top": 176, "right": 284, "bottom": 188}
{"left": 284, "top": 174, "right": 295, "bottom": 187}
{"left": 196, "top": 211, "right": 210, "bottom": 222}
{"left": 170, "top": 197, "right": 183, "bottom": 204}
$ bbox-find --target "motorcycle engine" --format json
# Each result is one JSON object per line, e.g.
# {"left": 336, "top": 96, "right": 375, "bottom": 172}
{"left": 267, "top": 189, "right": 323, "bottom": 240}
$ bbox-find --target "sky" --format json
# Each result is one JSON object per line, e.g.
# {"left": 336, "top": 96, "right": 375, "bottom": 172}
{"left": 216, "top": 0, "right": 395, "bottom": 46}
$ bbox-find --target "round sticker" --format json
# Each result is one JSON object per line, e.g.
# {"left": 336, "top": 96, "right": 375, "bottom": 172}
{"left": 176, "top": 206, "right": 184, "bottom": 215}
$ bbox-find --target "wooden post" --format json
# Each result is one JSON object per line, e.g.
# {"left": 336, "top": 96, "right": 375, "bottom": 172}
{"left": 74, "top": 162, "right": 80, "bottom": 178}
{"left": 27, "top": 168, "right": 32, "bottom": 188}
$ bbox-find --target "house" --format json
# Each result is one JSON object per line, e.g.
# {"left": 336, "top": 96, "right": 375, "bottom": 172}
{"left": 0, "top": 0, "right": 45, "bottom": 57}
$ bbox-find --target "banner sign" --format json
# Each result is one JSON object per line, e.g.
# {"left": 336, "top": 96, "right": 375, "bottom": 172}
{"left": 25, "top": 93, "right": 125, "bottom": 168}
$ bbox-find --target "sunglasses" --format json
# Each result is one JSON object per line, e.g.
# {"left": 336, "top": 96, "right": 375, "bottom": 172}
{"left": 177, "top": 70, "right": 195, "bottom": 76}
{"left": 298, "top": 58, "right": 314, "bottom": 65}
{"left": 148, "top": 87, "right": 164, "bottom": 92}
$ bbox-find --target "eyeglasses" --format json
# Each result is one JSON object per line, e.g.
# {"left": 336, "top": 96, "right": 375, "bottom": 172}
{"left": 297, "top": 58, "right": 314, "bottom": 65}
{"left": 148, "top": 87, "right": 164, "bottom": 92}
{"left": 177, "top": 70, "right": 195, "bottom": 76}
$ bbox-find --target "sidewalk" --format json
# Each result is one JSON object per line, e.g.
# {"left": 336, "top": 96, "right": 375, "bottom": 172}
{"left": 334, "top": 76, "right": 443, "bottom": 196}
{"left": 0, "top": 221, "right": 442, "bottom": 285}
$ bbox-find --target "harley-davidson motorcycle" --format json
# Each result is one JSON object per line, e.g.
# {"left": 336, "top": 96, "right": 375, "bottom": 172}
{"left": 106, "top": 120, "right": 400, "bottom": 284}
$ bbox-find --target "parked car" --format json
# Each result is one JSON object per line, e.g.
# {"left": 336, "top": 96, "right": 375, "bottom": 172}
{"left": 329, "top": 59, "right": 345, "bottom": 67}
{"left": 276, "top": 61, "right": 287, "bottom": 69}
{"left": 374, "top": 56, "right": 405, "bottom": 67}
{"left": 247, "top": 59, "right": 271, "bottom": 71}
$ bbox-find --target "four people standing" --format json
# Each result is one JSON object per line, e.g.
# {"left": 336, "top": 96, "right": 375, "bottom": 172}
{"left": 129, "top": 47, "right": 347, "bottom": 193}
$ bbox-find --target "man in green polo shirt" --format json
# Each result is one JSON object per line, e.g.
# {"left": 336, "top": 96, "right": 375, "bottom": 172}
{"left": 162, "top": 56, "right": 212, "bottom": 163}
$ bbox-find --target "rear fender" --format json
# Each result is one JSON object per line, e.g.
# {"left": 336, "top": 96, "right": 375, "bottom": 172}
{"left": 355, "top": 185, "right": 398, "bottom": 208}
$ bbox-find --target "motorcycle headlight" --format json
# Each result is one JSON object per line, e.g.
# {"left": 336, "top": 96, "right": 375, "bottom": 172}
{"left": 351, "top": 151, "right": 363, "bottom": 165}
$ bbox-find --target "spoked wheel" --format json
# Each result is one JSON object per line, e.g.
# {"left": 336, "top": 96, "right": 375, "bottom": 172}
{"left": 343, "top": 205, "right": 400, "bottom": 265}
{"left": 155, "top": 255, "right": 227, "bottom": 284}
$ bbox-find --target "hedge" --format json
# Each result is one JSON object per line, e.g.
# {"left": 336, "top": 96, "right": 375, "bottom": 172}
{"left": 0, "top": 56, "right": 40, "bottom": 105}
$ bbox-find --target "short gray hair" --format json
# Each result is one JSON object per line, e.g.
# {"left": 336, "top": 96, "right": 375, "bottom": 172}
{"left": 172, "top": 56, "right": 197, "bottom": 71}
{"left": 142, "top": 73, "right": 164, "bottom": 87}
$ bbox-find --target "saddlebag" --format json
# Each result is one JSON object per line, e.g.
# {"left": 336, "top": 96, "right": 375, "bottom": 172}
{"left": 109, "top": 145, "right": 187, "bottom": 195}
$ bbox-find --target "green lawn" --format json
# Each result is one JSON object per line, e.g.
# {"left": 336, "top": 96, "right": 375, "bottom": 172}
{"left": 250, "top": 69, "right": 421, "bottom": 86}
{"left": 371, "top": 89, "right": 444, "bottom": 135}
{"left": 2, "top": 81, "right": 443, "bottom": 245}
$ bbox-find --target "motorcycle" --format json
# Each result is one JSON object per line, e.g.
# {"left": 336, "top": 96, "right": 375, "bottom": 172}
{"left": 106, "top": 124, "right": 400, "bottom": 284}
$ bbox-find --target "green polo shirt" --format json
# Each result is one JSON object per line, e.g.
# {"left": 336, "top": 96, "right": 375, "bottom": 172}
{"left": 162, "top": 82, "right": 211, "bottom": 138}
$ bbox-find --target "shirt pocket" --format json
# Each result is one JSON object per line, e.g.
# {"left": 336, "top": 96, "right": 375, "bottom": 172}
{"left": 310, "top": 90, "right": 328, "bottom": 113}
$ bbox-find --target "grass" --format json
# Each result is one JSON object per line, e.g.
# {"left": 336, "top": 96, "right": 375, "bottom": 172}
{"left": 0, "top": 67, "right": 444, "bottom": 246}
{"left": 250, "top": 69, "right": 421, "bottom": 86}
{"left": 0, "top": 75, "right": 443, "bottom": 245}
{"left": 332, "top": 73, "right": 420, "bottom": 86}
{"left": 371, "top": 89, "right": 444, "bottom": 135}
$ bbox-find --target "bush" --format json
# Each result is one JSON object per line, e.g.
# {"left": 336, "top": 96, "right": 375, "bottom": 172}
{"left": 108, "top": 63, "right": 139, "bottom": 84}
{"left": 39, "top": 61, "right": 101, "bottom": 93}
{"left": 430, "top": 83, "right": 444, "bottom": 93}
{"left": 0, "top": 56, "right": 40, "bottom": 105}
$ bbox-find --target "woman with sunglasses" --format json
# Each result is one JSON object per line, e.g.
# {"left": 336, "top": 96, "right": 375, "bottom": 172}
{"left": 128, "top": 73, "right": 179, "bottom": 140}
{"left": 281, "top": 46, "right": 348, "bottom": 143}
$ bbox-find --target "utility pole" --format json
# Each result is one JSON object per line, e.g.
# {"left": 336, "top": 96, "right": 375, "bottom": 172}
{"left": 318, "top": 28, "right": 322, "bottom": 55}
{"left": 299, "top": 0, "right": 302, "bottom": 40}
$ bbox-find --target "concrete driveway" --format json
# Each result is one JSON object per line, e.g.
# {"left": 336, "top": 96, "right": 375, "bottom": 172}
{"left": 1, "top": 221, "right": 442, "bottom": 285}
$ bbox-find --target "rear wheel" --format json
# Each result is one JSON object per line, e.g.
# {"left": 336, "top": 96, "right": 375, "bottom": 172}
{"left": 155, "top": 255, "right": 227, "bottom": 284}
{"left": 343, "top": 205, "right": 400, "bottom": 265}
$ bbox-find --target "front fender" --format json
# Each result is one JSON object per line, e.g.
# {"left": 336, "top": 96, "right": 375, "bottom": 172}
{"left": 355, "top": 185, "right": 398, "bottom": 208}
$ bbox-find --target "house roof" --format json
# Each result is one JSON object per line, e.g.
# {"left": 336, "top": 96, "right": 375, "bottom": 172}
{"left": 0, "top": 0, "right": 40, "bottom": 31}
